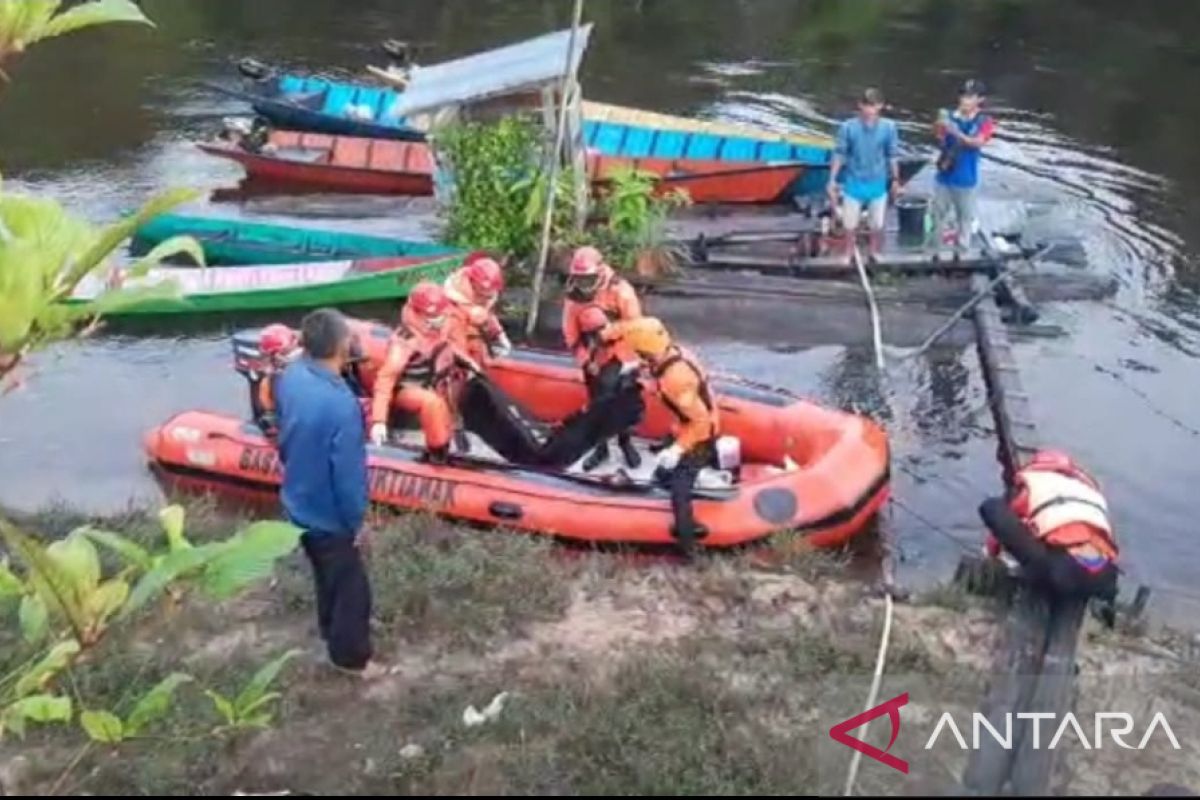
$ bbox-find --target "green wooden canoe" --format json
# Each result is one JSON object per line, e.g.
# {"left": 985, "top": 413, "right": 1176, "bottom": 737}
{"left": 68, "top": 253, "right": 462, "bottom": 316}
{"left": 131, "top": 213, "right": 459, "bottom": 266}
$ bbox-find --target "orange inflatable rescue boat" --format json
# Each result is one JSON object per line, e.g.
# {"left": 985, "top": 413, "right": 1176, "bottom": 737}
{"left": 144, "top": 320, "right": 890, "bottom": 549}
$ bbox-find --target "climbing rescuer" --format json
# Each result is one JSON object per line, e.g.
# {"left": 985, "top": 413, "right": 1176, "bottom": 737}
{"left": 979, "top": 449, "right": 1120, "bottom": 622}
{"left": 250, "top": 323, "right": 301, "bottom": 437}
{"left": 601, "top": 316, "right": 722, "bottom": 553}
{"left": 563, "top": 246, "right": 644, "bottom": 468}
{"left": 369, "top": 281, "right": 478, "bottom": 463}
{"left": 444, "top": 253, "right": 512, "bottom": 363}
{"left": 574, "top": 305, "right": 644, "bottom": 469}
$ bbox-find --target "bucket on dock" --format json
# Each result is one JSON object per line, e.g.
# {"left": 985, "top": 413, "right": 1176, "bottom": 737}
{"left": 896, "top": 195, "right": 929, "bottom": 245}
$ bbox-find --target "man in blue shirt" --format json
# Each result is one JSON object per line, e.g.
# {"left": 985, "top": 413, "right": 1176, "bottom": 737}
{"left": 827, "top": 87, "right": 901, "bottom": 262}
{"left": 275, "top": 308, "right": 381, "bottom": 677}
{"left": 930, "top": 79, "right": 996, "bottom": 257}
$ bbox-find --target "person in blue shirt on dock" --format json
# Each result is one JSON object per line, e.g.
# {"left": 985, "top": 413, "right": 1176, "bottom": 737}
{"left": 930, "top": 79, "right": 997, "bottom": 258}
{"left": 827, "top": 87, "right": 901, "bottom": 263}
{"left": 275, "top": 308, "right": 386, "bottom": 679}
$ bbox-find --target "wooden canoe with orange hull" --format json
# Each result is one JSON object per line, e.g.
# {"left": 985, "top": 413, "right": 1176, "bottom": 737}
{"left": 589, "top": 155, "right": 802, "bottom": 204}
{"left": 198, "top": 131, "right": 434, "bottom": 195}
{"left": 144, "top": 324, "right": 890, "bottom": 550}
{"left": 200, "top": 129, "right": 802, "bottom": 203}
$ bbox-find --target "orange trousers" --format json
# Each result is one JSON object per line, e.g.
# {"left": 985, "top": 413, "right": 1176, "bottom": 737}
{"left": 395, "top": 385, "right": 453, "bottom": 450}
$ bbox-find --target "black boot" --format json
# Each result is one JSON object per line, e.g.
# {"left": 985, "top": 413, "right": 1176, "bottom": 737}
{"left": 618, "top": 433, "right": 642, "bottom": 469}
{"left": 582, "top": 440, "right": 610, "bottom": 472}
{"left": 424, "top": 445, "right": 450, "bottom": 465}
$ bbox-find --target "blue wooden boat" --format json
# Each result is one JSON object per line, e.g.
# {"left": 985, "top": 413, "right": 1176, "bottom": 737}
{"left": 208, "top": 69, "right": 421, "bottom": 142}
{"left": 578, "top": 115, "right": 925, "bottom": 199}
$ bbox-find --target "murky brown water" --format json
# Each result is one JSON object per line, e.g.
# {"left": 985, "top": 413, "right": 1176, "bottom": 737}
{"left": 1, "top": 0, "right": 1199, "bottom": 621}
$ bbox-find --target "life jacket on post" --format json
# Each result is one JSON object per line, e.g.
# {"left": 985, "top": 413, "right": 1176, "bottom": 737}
{"left": 1013, "top": 465, "right": 1119, "bottom": 568}
{"left": 650, "top": 345, "right": 720, "bottom": 453}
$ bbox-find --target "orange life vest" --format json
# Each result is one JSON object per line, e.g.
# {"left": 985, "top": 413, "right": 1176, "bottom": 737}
{"left": 1014, "top": 466, "right": 1119, "bottom": 564}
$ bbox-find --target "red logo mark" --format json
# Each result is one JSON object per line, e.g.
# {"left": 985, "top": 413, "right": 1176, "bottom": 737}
{"left": 829, "top": 692, "right": 909, "bottom": 774}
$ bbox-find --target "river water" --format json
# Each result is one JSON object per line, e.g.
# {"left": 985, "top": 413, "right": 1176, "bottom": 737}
{"left": 1, "top": 0, "right": 1198, "bottom": 621}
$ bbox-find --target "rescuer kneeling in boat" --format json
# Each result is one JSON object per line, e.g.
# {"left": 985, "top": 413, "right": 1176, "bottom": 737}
{"left": 370, "top": 281, "right": 478, "bottom": 463}
{"left": 444, "top": 253, "right": 513, "bottom": 364}
{"left": 250, "top": 324, "right": 302, "bottom": 437}
{"left": 563, "top": 246, "right": 643, "bottom": 469}
{"left": 979, "top": 449, "right": 1120, "bottom": 623}
{"left": 601, "top": 316, "right": 723, "bottom": 553}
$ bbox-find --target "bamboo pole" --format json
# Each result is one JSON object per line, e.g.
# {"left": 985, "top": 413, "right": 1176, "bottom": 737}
{"left": 524, "top": 0, "right": 586, "bottom": 340}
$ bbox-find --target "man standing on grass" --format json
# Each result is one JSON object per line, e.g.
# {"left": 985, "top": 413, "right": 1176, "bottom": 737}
{"left": 275, "top": 308, "right": 386, "bottom": 679}
{"left": 930, "top": 79, "right": 996, "bottom": 258}
{"left": 827, "top": 87, "right": 901, "bottom": 263}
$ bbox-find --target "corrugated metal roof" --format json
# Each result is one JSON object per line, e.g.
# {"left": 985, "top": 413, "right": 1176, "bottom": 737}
{"left": 386, "top": 25, "right": 593, "bottom": 118}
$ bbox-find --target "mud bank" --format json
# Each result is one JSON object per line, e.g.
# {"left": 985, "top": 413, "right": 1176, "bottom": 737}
{"left": 2, "top": 506, "right": 1195, "bottom": 796}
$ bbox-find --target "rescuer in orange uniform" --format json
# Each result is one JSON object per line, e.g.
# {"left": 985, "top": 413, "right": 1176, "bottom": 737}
{"left": 600, "top": 316, "right": 722, "bottom": 552}
{"left": 369, "top": 281, "right": 477, "bottom": 463}
{"left": 563, "top": 246, "right": 644, "bottom": 468}
{"left": 979, "top": 449, "right": 1120, "bottom": 621}
{"left": 250, "top": 323, "right": 302, "bottom": 437}
{"left": 443, "top": 253, "right": 512, "bottom": 364}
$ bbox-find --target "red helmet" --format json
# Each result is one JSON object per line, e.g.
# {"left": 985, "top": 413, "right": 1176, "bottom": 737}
{"left": 577, "top": 305, "right": 610, "bottom": 336}
{"left": 1027, "top": 449, "right": 1077, "bottom": 474}
{"left": 259, "top": 324, "right": 298, "bottom": 357}
{"left": 464, "top": 257, "right": 504, "bottom": 298}
{"left": 569, "top": 246, "right": 605, "bottom": 277}
{"left": 407, "top": 280, "right": 451, "bottom": 319}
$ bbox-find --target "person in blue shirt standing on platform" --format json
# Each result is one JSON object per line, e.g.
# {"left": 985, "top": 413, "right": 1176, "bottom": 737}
{"left": 827, "top": 87, "right": 901, "bottom": 263}
{"left": 275, "top": 308, "right": 385, "bottom": 679}
{"left": 930, "top": 79, "right": 997, "bottom": 258}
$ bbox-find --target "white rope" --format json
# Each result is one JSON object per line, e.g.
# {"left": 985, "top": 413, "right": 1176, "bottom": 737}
{"left": 851, "top": 246, "right": 886, "bottom": 372}
{"left": 844, "top": 243, "right": 896, "bottom": 797}
{"left": 843, "top": 591, "right": 895, "bottom": 796}
{"left": 524, "top": 0, "right": 586, "bottom": 338}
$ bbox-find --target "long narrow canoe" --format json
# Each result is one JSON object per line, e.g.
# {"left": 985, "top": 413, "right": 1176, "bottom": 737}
{"left": 132, "top": 213, "right": 459, "bottom": 267}
{"left": 198, "top": 131, "right": 436, "bottom": 195}
{"left": 580, "top": 100, "right": 834, "bottom": 150}
{"left": 68, "top": 254, "right": 462, "bottom": 316}
{"left": 201, "top": 129, "right": 804, "bottom": 204}
{"left": 212, "top": 72, "right": 420, "bottom": 142}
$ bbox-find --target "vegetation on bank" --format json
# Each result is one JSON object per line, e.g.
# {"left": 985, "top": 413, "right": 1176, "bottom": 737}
{"left": 433, "top": 115, "right": 688, "bottom": 283}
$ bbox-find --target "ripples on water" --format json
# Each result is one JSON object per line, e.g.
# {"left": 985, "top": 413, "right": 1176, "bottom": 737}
{"left": 2, "top": 10, "right": 1200, "bottom": 623}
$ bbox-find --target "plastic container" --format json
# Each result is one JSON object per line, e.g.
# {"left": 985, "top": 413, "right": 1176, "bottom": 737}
{"left": 896, "top": 195, "right": 929, "bottom": 244}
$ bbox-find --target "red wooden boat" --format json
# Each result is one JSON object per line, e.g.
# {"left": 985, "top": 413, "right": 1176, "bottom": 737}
{"left": 198, "top": 130, "right": 435, "bottom": 195}
{"left": 200, "top": 129, "right": 803, "bottom": 203}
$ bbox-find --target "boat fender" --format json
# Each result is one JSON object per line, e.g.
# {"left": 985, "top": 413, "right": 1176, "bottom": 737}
{"left": 488, "top": 501, "right": 523, "bottom": 521}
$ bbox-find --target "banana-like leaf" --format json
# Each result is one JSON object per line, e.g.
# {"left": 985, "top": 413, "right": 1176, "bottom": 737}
{"left": 199, "top": 522, "right": 301, "bottom": 600}
{"left": 83, "top": 577, "right": 128, "bottom": 629}
{"left": 18, "top": 594, "right": 47, "bottom": 644}
{"left": 159, "top": 505, "right": 190, "bottom": 552}
{"left": 41, "top": 0, "right": 151, "bottom": 39}
{"left": 2, "top": 693, "right": 72, "bottom": 739}
{"left": 233, "top": 649, "right": 300, "bottom": 715}
{"left": 121, "top": 544, "right": 218, "bottom": 617}
{"left": 80, "top": 709, "right": 123, "bottom": 743}
{"left": 68, "top": 187, "right": 198, "bottom": 288}
{"left": 45, "top": 532, "right": 101, "bottom": 594}
{"left": 80, "top": 527, "right": 152, "bottom": 572}
{"left": 15, "top": 639, "right": 80, "bottom": 697}
{"left": 125, "top": 234, "right": 205, "bottom": 276}
{"left": 124, "top": 672, "right": 192, "bottom": 736}
{"left": 0, "top": 557, "right": 22, "bottom": 596}
{"left": 205, "top": 690, "right": 236, "bottom": 726}
{"left": 0, "top": 1, "right": 58, "bottom": 55}
{"left": 64, "top": 277, "right": 183, "bottom": 318}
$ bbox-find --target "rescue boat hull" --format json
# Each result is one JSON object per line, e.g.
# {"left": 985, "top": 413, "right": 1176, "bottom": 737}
{"left": 145, "top": 342, "right": 891, "bottom": 549}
